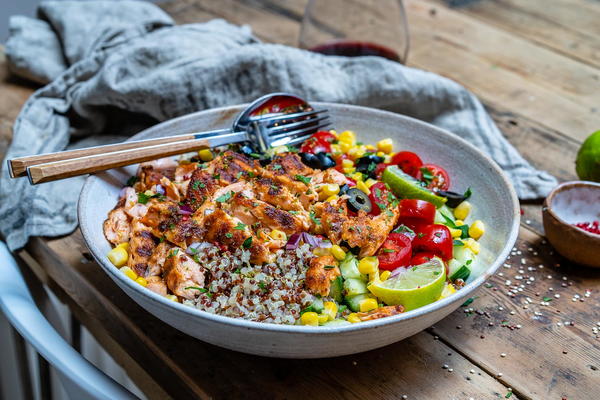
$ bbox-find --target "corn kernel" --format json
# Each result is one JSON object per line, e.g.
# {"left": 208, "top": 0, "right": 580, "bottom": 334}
{"left": 198, "top": 148, "right": 214, "bottom": 162}
{"left": 464, "top": 238, "right": 481, "bottom": 254}
{"left": 356, "top": 180, "right": 371, "bottom": 195}
{"left": 455, "top": 219, "right": 465, "bottom": 226}
{"left": 329, "top": 129, "right": 338, "bottom": 137}
{"left": 342, "top": 167, "right": 355, "bottom": 175}
{"left": 326, "top": 195, "right": 339, "bottom": 203}
{"left": 454, "top": 201, "right": 472, "bottom": 220}
{"left": 270, "top": 229, "right": 287, "bottom": 241}
{"left": 301, "top": 311, "right": 319, "bottom": 326}
{"left": 165, "top": 294, "right": 179, "bottom": 302}
{"left": 330, "top": 245, "right": 346, "bottom": 261}
{"left": 313, "top": 247, "right": 331, "bottom": 257}
{"left": 359, "top": 298, "right": 378, "bottom": 312}
{"left": 439, "top": 283, "right": 456, "bottom": 300}
{"left": 330, "top": 144, "right": 342, "bottom": 155}
{"left": 469, "top": 220, "right": 485, "bottom": 240}
{"left": 376, "top": 151, "right": 385, "bottom": 158}
{"left": 351, "top": 172, "right": 364, "bottom": 182}
{"left": 341, "top": 159, "right": 354, "bottom": 168}
{"left": 338, "top": 130, "right": 356, "bottom": 145}
{"left": 271, "top": 145, "right": 288, "bottom": 154}
{"left": 323, "top": 301, "right": 338, "bottom": 320}
{"left": 108, "top": 247, "right": 129, "bottom": 267}
{"left": 136, "top": 277, "right": 148, "bottom": 287}
{"left": 347, "top": 145, "right": 366, "bottom": 159}
{"left": 365, "top": 144, "right": 376, "bottom": 151}
{"left": 119, "top": 266, "right": 137, "bottom": 281}
{"left": 384, "top": 155, "right": 392, "bottom": 163}
{"left": 339, "top": 142, "right": 351, "bottom": 153}
{"left": 449, "top": 228, "right": 463, "bottom": 238}
{"left": 377, "top": 138, "right": 393, "bottom": 154}
{"left": 365, "top": 178, "right": 378, "bottom": 188}
{"left": 347, "top": 313, "right": 362, "bottom": 323}
{"left": 321, "top": 183, "right": 340, "bottom": 197}
{"left": 117, "top": 242, "right": 129, "bottom": 251}
{"left": 318, "top": 314, "right": 329, "bottom": 325}
{"left": 358, "top": 256, "right": 379, "bottom": 275}
{"left": 380, "top": 270, "right": 391, "bottom": 281}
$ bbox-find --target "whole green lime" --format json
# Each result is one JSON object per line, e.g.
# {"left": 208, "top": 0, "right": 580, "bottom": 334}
{"left": 576, "top": 130, "right": 600, "bottom": 182}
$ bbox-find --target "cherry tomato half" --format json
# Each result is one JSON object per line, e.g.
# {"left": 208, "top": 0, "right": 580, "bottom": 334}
{"left": 377, "top": 233, "right": 412, "bottom": 271}
{"left": 412, "top": 224, "right": 453, "bottom": 261}
{"left": 410, "top": 251, "right": 437, "bottom": 266}
{"left": 368, "top": 181, "right": 398, "bottom": 216}
{"left": 391, "top": 151, "right": 423, "bottom": 178}
{"left": 300, "top": 136, "right": 331, "bottom": 154}
{"left": 398, "top": 199, "right": 436, "bottom": 229}
{"left": 311, "top": 130, "right": 336, "bottom": 143}
{"left": 419, "top": 163, "right": 450, "bottom": 192}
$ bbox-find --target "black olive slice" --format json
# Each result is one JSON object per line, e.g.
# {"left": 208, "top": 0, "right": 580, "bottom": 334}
{"left": 437, "top": 190, "right": 466, "bottom": 208}
{"left": 355, "top": 154, "right": 385, "bottom": 178}
{"left": 316, "top": 152, "right": 336, "bottom": 169}
{"left": 338, "top": 184, "right": 350, "bottom": 196}
{"left": 299, "top": 152, "right": 322, "bottom": 169}
{"left": 346, "top": 188, "right": 372, "bottom": 213}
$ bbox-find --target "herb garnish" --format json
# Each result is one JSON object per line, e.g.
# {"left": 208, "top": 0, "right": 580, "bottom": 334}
{"left": 215, "top": 191, "right": 233, "bottom": 203}
{"left": 309, "top": 210, "right": 321, "bottom": 225}
{"left": 295, "top": 174, "right": 312, "bottom": 185}
{"left": 382, "top": 249, "right": 396, "bottom": 253}
{"left": 126, "top": 176, "right": 139, "bottom": 187}
{"left": 453, "top": 239, "right": 464, "bottom": 246}
{"left": 242, "top": 237, "right": 253, "bottom": 249}
{"left": 324, "top": 265, "right": 336, "bottom": 270}
{"left": 234, "top": 222, "right": 247, "bottom": 230}
{"left": 225, "top": 232, "right": 233, "bottom": 238}
{"left": 543, "top": 296, "right": 553, "bottom": 302}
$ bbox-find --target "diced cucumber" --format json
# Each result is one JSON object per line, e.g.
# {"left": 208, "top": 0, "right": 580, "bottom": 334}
{"left": 328, "top": 276, "right": 344, "bottom": 303}
{"left": 345, "top": 293, "right": 375, "bottom": 312}
{"left": 450, "top": 264, "right": 471, "bottom": 281}
{"left": 310, "top": 297, "right": 324, "bottom": 313}
{"left": 435, "top": 205, "right": 455, "bottom": 224}
{"left": 322, "top": 319, "right": 352, "bottom": 327}
{"left": 343, "top": 278, "right": 368, "bottom": 297}
{"left": 447, "top": 258, "right": 464, "bottom": 278}
{"left": 339, "top": 254, "right": 365, "bottom": 280}
{"left": 453, "top": 245, "right": 475, "bottom": 264}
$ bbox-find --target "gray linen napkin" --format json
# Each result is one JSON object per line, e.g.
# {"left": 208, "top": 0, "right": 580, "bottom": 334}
{"left": 1, "top": 1, "right": 556, "bottom": 250}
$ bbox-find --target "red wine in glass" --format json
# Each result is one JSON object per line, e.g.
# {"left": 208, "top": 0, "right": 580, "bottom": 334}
{"left": 309, "top": 41, "right": 401, "bottom": 63}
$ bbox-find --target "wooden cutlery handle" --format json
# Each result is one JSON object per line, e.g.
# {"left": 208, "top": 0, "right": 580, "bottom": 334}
{"left": 27, "top": 138, "right": 210, "bottom": 184}
{"left": 8, "top": 133, "right": 198, "bottom": 178}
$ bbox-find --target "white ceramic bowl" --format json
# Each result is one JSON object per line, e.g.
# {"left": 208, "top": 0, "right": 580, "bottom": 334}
{"left": 79, "top": 103, "right": 520, "bottom": 358}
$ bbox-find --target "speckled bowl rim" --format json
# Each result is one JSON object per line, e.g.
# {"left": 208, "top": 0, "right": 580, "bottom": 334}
{"left": 79, "top": 102, "right": 520, "bottom": 335}
{"left": 543, "top": 180, "right": 600, "bottom": 240}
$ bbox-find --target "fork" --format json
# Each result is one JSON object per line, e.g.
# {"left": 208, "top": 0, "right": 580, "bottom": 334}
{"left": 9, "top": 109, "right": 330, "bottom": 185}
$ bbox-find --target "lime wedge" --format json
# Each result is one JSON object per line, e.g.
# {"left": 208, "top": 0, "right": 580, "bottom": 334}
{"left": 368, "top": 258, "right": 446, "bottom": 311}
{"left": 576, "top": 130, "right": 600, "bottom": 182}
{"left": 382, "top": 165, "right": 447, "bottom": 207}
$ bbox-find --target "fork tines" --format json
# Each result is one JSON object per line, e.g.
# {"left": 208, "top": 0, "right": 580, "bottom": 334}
{"left": 250, "top": 109, "right": 328, "bottom": 124}
{"left": 269, "top": 120, "right": 332, "bottom": 148}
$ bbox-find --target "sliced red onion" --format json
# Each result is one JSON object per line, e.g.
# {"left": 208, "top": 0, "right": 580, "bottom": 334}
{"left": 301, "top": 232, "right": 321, "bottom": 248}
{"left": 155, "top": 184, "right": 166, "bottom": 195}
{"left": 186, "top": 241, "right": 213, "bottom": 255}
{"left": 390, "top": 266, "right": 407, "bottom": 278}
{"left": 319, "top": 239, "right": 333, "bottom": 249}
{"left": 285, "top": 233, "right": 302, "bottom": 250}
{"left": 178, "top": 204, "right": 193, "bottom": 215}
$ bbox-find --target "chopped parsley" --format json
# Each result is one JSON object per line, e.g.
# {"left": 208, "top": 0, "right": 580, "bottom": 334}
{"left": 440, "top": 213, "right": 470, "bottom": 238}
{"left": 295, "top": 174, "right": 312, "bottom": 185}
{"left": 191, "top": 180, "right": 205, "bottom": 190}
{"left": 463, "top": 187, "right": 473, "bottom": 200}
{"left": 258, "top": 281, "right": 268, "bottom": 291}
{"left": 382, "top": 249, "right": 396, "bottom": 253}
{"left": 453, "top": 239, "right": 464, "bottom": 246}
{"left": 417, "top": 232, "right": 425, "bottom": 238}
{"left": 225, "top": 232, "right": 233, "bottom": 238}
{"left": 289, "top": 210, "right": 299, "bottom": 215}
{"left": 166, "top": 249, "right": 179, "bottom": 259}
{"left": 249, "top": 153, "right": 262, "bottom": 159}
{"left": 236, "top": 171, "right": 244, "bottom": 179}
{"left": 420, "top": 167, "right": 434, "bottom": 185}
{"left": 309, "top": 210, "right": 321, "bottom": 225}
{"left": 461, "top": 297, "right": 477, "bottom": 307}
{"left": 137, "top": 192, "right": 151, "bottom": 204}
{"left": 543, "top": 296, "right": 553, "bottom": 302}
{"left": 272, "top": 164, "right": 282, "bottom": 170}
{"left": 234, "top": 222, "right": 247, "bottom": 230}
{"left": 324, "top": 265, "right": 336, "bottom": 270}
{"left": 242, "top": 237, "right": 253, "bottom": 249}
{"left": 212, "top": 173, "right": 220, "bottom": 180}
{"left": 215, "top": 191, "right": 233, "bottom": 203}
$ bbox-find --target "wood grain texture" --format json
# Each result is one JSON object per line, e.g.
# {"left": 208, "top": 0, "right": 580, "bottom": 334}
{"left": 25, "top": 231, "right": 517, "bottom": 400}
{"left": 27, "top": 138, "right": 210, "bottom": 184}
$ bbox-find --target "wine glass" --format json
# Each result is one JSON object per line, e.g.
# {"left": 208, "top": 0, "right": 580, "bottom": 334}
{"left": 299, "top": 0, "right": 410, "bottom": 64}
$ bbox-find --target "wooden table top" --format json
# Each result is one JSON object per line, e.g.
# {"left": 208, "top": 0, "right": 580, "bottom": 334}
{"left": 2, "top": 0, "right": 600, "bottom": 399}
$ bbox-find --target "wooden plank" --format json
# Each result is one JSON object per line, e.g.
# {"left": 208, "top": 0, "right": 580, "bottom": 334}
{"left": 25, "top": 231, "right": 515, "bottom": 400}
{"left": 405, "top": 0, "right": 600, "bottom": 142}
{"left": 437, "top": 0, "right": 600, "bottom": 68}
{"left": 432, "top": 227, "right": 600, "bottom": 400}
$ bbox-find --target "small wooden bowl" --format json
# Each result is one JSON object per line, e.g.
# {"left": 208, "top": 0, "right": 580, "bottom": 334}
{"left": 542, "top": 181, "right": 600, "bottom": 268}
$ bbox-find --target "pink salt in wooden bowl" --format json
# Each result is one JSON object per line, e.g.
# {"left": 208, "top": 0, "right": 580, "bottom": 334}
{"left": 542, "top": 181, "right": 600, "bottom": 268}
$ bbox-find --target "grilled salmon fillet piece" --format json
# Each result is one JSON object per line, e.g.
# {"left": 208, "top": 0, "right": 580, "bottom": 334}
{"left": 163, "top": 248, "right": 205, "bottom": 299}
{"left": 262, "top": 153, "right": 318, "bottom": 207}
{"left": 202, "top": 208, "right": 271, "bottom": 264}
{"left": 252, "top": 176, "right": 304, "bottom": 213}
{"left": 127, "top": 219, "right": 157, "bottom": 277}
{"left": 147, "top": 242, "right": 171, "bottom": 277}
{"left": 231, "top": 194, "right": 308, "bottom": 234}
{"left": 206, "top": 150, "right": 258, "bottom": 185}
{"left": 103, "top": 208, "right": 131, "bottom": 245}
{"left": 305, "top": 255, "right": 340, "bottom": 297}
{"left": 185, "top": 169, "right": 219, "bottom": 211}
{"left": 145, "top": 276, "right": 168, "bottom": 296}
{"left": 357, "top": 305, "right": 404, "bottom": 321}
{"left": 318, "top": 199, "right": 400, "bottom": 257}
{"left": 141, "top": 201, "right": 204, "bottom": 248}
